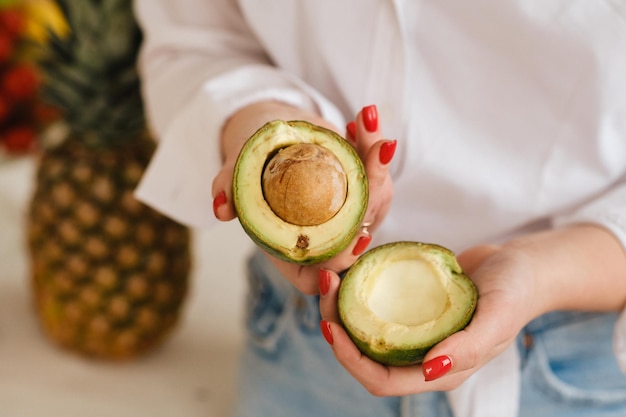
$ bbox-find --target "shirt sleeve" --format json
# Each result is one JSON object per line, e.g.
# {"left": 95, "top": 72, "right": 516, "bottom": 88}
{"left": 132, "top": 0, "right": 345, "bottom": 228}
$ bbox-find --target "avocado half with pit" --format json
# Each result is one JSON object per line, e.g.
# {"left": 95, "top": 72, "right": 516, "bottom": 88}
{"left": 338, "top": 241, "right": 477, "bottom": 366}
{"left": 232, "top": 120, "right": 368, "bottom": 265}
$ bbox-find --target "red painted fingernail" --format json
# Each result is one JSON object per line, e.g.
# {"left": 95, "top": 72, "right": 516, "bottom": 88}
{"left": 319, "top": 269, "right": 331, "bottom": 296}
{"left": 379, "top": 140, "right": 397, "bottom": 165}
{"left": 423, "top": 355, "right": 453, "bottom": 381}
{"left": 213, "top": 191, "right": 227, "bottom": 218}
{"left": 352, "top": 234, "right": 372, "bottom": 256}
{"left": 362, "top": 105, "right": 378, "bottom": 132}
{"left": 320, "top": 320, "right": 334, "bottom": 345}
{"left": 346, "top": 121, "right": 356, "bottom": 141}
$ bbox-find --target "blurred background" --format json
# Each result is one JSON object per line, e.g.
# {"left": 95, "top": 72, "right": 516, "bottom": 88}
{"left": 0, "top": 1, "right": 252, "bottom": 416}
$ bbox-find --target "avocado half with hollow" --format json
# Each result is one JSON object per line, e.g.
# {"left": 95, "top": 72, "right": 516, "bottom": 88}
{"left": 338, "top": 241, "right": 477, "bottom": 366}
{"left": 232, "top": 120, "right": 368, "bottom": 265}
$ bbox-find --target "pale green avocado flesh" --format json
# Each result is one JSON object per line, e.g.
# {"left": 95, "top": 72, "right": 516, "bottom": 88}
{"left": 338, "top": 241, "right": 478, "bottom": 366}
{"left": 232, "top": 120, "right": 368, "bottom": 265}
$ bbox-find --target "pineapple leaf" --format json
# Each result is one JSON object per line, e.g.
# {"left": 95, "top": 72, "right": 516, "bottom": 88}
{"left": 38, "top": 0, "right": 146, "bottom": 147}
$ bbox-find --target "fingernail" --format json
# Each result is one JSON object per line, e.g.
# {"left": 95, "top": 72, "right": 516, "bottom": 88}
{"left": 346, "top": 121, "right": 356, "bottom": 141}
{"left": 320, "top": 320, "right": 334, "bottom": 345}
{"left": 352, "top": 234, "right": 372, "bottom": 256}
{"left": 213, "top": 191, "right": 227, "bottom": 218}
{"left": 379, "top": 140, "right": 397, "bottom": 165}
{"left": 319, "top": 269, "right": 331, "bottom": 296}
{"left": 423, "top": 355, "right": 453, "bottom": 381}
{"left": 362, "top": 105, "right": 378, "bottom": 132}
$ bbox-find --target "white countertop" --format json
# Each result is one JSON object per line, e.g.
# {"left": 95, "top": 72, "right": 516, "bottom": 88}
{"left": 0, "top": 156, "right": 252, "bottom": 417}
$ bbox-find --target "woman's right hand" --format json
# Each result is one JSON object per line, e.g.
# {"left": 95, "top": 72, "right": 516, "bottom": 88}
{"left": 212, "top": 101, "right": 396, "bottom": 294}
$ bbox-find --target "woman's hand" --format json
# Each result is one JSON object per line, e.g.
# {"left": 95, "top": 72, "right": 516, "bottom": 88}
{"left": 212, "top": 101, "right": 396, "bottom": 294}
{"left": 318, "top": 224, "right": 626, "bottom": 396}
{"left": 318, "top": 243, "right": 533, "bottom": 395}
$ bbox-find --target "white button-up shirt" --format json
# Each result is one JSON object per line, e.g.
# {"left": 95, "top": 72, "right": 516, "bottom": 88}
{"left": 133, "top": 1, "right": 626, "bottom": 416}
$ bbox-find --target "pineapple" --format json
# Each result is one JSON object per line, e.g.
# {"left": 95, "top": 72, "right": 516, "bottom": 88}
{"left": 27, "top": 0, "right": 191, "bottom": 360}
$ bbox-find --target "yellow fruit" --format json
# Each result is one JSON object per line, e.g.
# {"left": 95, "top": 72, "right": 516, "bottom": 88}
{"left": 22, "top": 0, "right": 69, "bottom": 44}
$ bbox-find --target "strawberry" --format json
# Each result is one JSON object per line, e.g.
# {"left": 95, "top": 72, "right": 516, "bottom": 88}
{"left": 0, "top": 8, "right": 25, "bottom": 39}
{"left": 2, "top": 64, "right": 39, "bottom": 101}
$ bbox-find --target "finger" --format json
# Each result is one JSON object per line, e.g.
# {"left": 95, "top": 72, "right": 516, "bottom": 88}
{"left": 419, "top": 294, "right": 517, "bottom": 382}
{"left": 211, "top": 162, "right": 237, "bottom": 221}
{"left": 365, "top": 139, "right": 397, "bottom": 183}
{"left": 322, "top": 321, "right": 448, "bottom": 397}
{"left": 350, "top": 105, "right": 396, "bottom": 230}
{"left": 323, "top": 318, "right": 480, "bottom": 395}
{"left": 346, "top": 120, "right": 357, "bottom": 145}
{"left": 354, "top": 104, "right": 381, "bottom": 158}
{"left": 363, "top": 139, "right": 396, "bottom": 221}
{"left": 318, "top": 268, "right": 341, "bottom": 323}
{"left": 354, "top": 105, "right": 397, "bottom": 166}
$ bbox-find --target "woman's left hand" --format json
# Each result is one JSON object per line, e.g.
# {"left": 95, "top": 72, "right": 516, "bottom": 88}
{"left": 317, "top": 243, "right": 536, "bottom": 396}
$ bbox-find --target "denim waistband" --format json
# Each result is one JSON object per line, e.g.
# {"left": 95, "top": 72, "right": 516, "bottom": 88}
{"left": 524, "top": 310, "right": 618, "bottom": 335}
{"left": 248, "top": 250, "right": 321, "bottom": 332}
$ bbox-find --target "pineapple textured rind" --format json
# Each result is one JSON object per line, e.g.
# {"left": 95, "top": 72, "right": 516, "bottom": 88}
{"left": 28, "top": 139, "right": 191, "bottom": 359}
{"left": 28, "top": 0, "right": 192, "bottom": 359}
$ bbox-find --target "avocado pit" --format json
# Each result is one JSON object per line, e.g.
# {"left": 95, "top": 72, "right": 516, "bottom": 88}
{"left": 262, "top": 143, "right": 348, "bottom": 226}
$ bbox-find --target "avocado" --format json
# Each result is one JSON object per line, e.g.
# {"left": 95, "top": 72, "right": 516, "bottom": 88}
{"left": 338, "top": 241, "right": 477, "bottom": 366}
{"left": 232, "top": 120, "right": 368, "bottom": 265}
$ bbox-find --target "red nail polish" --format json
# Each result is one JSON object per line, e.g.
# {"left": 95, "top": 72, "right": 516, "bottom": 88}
{"left": 346, "top": 121, "right": 356, "bottom": 141}
{"left": 379, "top": 140, "right": 397, "bottom": 165}
{"left": 423, "top": 355, "right": 453, "bottom": 381}
{"left": 352, "top": 234, "right": 372, "bottom": 256}
{"left": 320, "top": 320, "right": 334, "bottom": 345}
{"left": 213, "top": 191, "right": 227, "bottom": 217}
{"left": 319, "top": 269, "right": 331, "bottom": 296}
{"left": 362, "top": 105, "right": 378, "bottom": 133}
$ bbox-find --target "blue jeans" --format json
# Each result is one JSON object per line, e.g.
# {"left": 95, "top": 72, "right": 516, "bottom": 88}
{"left": 233, "top": 250, "right": 626, "bottom": 417}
